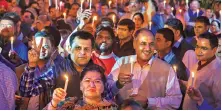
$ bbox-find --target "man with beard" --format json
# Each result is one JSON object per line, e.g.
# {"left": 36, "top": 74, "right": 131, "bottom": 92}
{"left": 108, "top": 28, "right": 182, "bottom": 109}
{"left": 92, "top": 25, "right": 118, "bottom": 76}
{"left": 0, "top": 13, "right": 28, "bottom": 66}
{"left": 18, "top": 27, "right": 63, "bottom": 110}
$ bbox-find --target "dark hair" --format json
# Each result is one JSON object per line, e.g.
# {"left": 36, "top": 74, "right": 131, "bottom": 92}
{"left": 48, "top": 5, "right": 55, "bottom": 13}
{"left": 132, "top": 12, "right": 144, "bottom": 23}
{"left": 165, "top": 18, "right": 184, "bottom": 36}
{"left": 80, "top": 64, "right": 106, "bottom": 84}
{"left": 95, "top": 25, "right": 115, "bottom": 40}
{"left": 118, "top": 99, "right": 143, "bottom": 110}
{"left": 69, "top": 31, "right": 95, "bottom": 48}
{"left": 23, "top": 10, "right": 35, "bottom": 20}
{"left": 99, "top": 17, "right": 114, "bottom": 28}
{"left": 198, "top": 32, "right": 218, "bottom": 49}
{"left": 3, "top": 12, "right": 21, "bottom": 24}
{"left": 118, "top": 19, "right": 135, "bottom": 31}
{"left": 29, "top": 1, "right": 38, "bottom": 7}
{"left": 134, "top": 28, "right": 154, "bottom": 39}
{"left": 43, "top": 26, "right": 61, "bottom": 47}
{"left": 101, "top": 3, "right": 109, "bottom": 8}
{"left": 157, "top": 28, "right": 175, "bottom": 47}
{"left": 195, "top": 16, "right": 210, "bottom": 26}
{"left": 211, "top": 19, "right": 221, "bottom": 29}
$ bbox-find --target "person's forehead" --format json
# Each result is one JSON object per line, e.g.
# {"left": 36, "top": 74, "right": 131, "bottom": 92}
{"left": 73, "top": 37, "right": 92, "bottom": 47}
{"left": 195, "top": 22, "right": 206, "bottom": 26}
{"left": 197, "top": 38, "right": 211, "bottom": 46}
{"left": 118, "top": 25, "right": 128, "bottom": 29}
{"left": 137, "top": 32, "right": 154, "bottom": 42}
{"left": 84, "top": 71, "right": 101, "bottom": 79}
{"left": 97, "top": 30, "right": 110, "bottom": 35}
{"left": 0, "top": 19, "right": 14, "bottom": 25}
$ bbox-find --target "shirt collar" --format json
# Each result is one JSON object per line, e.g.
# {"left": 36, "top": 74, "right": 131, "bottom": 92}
{"left": 173, "top": 37, "right": 183, "bottom": 48}
{"left": 132, "top": 55, "right": 155, "bottom": 66}
{"left": 197, "top": 55, "right": 216, "bottom": 71}
{"left": 155, "top": 50, "right": 175, "bottom": 63}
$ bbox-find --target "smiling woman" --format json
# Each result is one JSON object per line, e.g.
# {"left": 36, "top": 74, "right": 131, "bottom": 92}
{"left": 46, "top": 65, "right": 118, "bottom": 110}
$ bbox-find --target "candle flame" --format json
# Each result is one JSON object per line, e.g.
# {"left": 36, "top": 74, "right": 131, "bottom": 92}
{"left": 11, "top": 37, "right": 14, "bottom": 41}
{"left": 149, "top": 21, "right": 152, "bottom": 25}
{"left": 63, "top": 12, "right": 66, "bottom": 17}
{"left": 64, "top": 75, "right": 68, "bottom": 81}
{"left": 192, "top": 72, "right": 194, "bottom": 78}
{"left": 164, "top": 0, "right": 166, "bottom": 3}
{"left": 171, "top": 7, "right": 174, "bottom": 11}
{"left": 179, "top": 9, "right": 182, "bottom": 13}
{"left": 173, "top": 65, "right": 177, "bottom": 71}
{"left": 108, "top": 1, "right": 112, "bottom": 7}
{"left": 93, "top": 16, "right": 97, "bottom": 21}
{"left": 130, "top": 57, "right": 134, "bottom": 63}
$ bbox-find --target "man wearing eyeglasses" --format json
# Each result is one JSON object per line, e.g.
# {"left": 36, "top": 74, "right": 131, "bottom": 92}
{"left": 183, "top": 32, "right": 221, "bottom": 110}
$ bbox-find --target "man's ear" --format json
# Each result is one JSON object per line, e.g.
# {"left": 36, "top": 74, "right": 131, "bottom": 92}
{"left": 133, "top": 39, "right": 136, "bottom": 50}
{"left": 166, "top": 41, "right": 172, "bottom": 48}
{"left": 68, "top": 45, "right": 72, "bottom": 54}
{"left": 212, "top": 47, "right": 218, "bottom": 54}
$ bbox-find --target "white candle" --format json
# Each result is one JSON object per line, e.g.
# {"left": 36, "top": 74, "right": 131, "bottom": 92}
{"left": 130, "top": 57, "right": 134, "bottom": 74}
{"left": 49, "top": 0, "right": 52, "bottom": 6}
{"left": 89, "top": 0, "right": 92, "bottom": 10}
{"left": 55, "top": 0, "right": 58, "bottom": 10}
{"left": 59, "top": 1, "right": 63, "bottom": 11}
{"left": 10, "top": 37, "right": 14, "bottom": 51}
{"left": 112, "top": 15, "right": 115, "bottom": 24}
{"left": 149, "top": 21, "right": 152, "bottom": 30}
{"left": 92, "top": 16, "right": 97, "bottom": 27}
{"left": 191, "top": 72, "right": 194, "bottom": 87}
{"left": 163, "top": 0, "right": 166, "bottom": 9}
{"left": 64, "top": 75, "right": 69, "bottom": 92}
{"left": 197, "top": 9, "right": 199, "bottom": 17}
{"left": 80, "top": 0, "right": 84, "bottom": 11}
{"left": 186, "top": 0, "right": 189, "bottom": 6}
{"left": 108, "top": 1, "right": 112, "bottom": 9}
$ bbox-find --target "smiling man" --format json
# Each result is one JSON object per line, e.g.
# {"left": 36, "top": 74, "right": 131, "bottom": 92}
{"left": 108, "top": 28, "right": 182, "bottom": 109}
{"left": 183, "top": 32, "right": 221, "bottom": 110}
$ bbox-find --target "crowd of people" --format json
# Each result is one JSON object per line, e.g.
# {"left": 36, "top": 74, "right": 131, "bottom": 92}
{"left": 0, "top": 0, "right": 221, "bottom": 110}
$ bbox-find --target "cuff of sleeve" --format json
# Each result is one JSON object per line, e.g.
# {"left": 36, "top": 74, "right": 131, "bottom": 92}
{"left": 147, "top": 98, "right": 157, "bottom": 109}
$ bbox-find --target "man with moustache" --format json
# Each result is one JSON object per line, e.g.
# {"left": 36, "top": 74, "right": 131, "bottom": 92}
{"left": 92, "top": 25, "right": 118, "bottom": 76}
{"left": 183, "top": 32, "right": 221, "bottom": 110}
{"left": 108, "top": 28, "right": 182, "bottom": 109}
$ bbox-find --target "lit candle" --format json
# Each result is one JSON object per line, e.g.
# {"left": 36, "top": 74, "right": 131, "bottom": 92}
{"left": 59, "top": 1, "right": 63, "bottom": 11}
{"left": 163, "top": 0, "right": 166, "bottom": 9}
{"left": 55, "top": 0, "right": 58, "bottom": 10}
{"left": 49, "top": 0, "right": 52, "bottom": 6}
{"left": 64, "top": 75, "right": 69, "bottom": 92}
{"left": 10, "top": 37, "right": 14, "bottom": 51}
{"left": 80, "top": 0, "right": 84, "bottom": 11}
{"left": 130, "top": 57, "right": 134, "bottom": 74}
{"left": 197, "top": 9, "right": 199, "bottom": 17}
{"left": 89, "top": 0, "right": 92, "bottom": 10}
{"left": 63, "top": 12, "right": 66, "bottom": 22}
{"left": 149, "top": 21, "right": 152, "bottom": 30}
{"left": 171, "top": 7, "right": 174, "bottom": 11}
{"left": 191, "top": 72, "right": 194, "bottom": 87}
{"left": 112, "top": 15, "right": 115, "bottom": 24}
{"left": 179, "top": 9, "right": 182, "bottom": 15}
{"left": 173, "top": 65, "right": 177, "bottom": 72}
{"left": 108, "top": 1, "right": 112, "bottom": 9}
{"left": 92, "top": 16, "right": 97, "bottom": 27}
{"left": 186, "top": 0, "right": 189, "bottom": 6}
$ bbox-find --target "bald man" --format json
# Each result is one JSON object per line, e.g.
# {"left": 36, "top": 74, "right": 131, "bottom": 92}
{"left": 107, "top": 28, "right": 182, "bottom": 109}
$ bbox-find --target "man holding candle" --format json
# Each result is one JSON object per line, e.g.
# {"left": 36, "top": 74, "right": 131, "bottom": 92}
{"left": 18, "top": 27, "right": 63, "bottom": 110}
{"left": 108, "top": 28, "right": 182, "bottom": 109}
{"left": 154, "top": 28, "right": 188, "bottom": 109}
{"left": 165, "top": 18, "right": 197, "bottom": 78}
{"left": 183, "top": 32, "right": 221, "bottom": 110}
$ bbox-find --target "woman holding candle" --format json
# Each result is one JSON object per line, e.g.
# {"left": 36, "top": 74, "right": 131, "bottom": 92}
{"left": 47, "top": 65, "right": 118, "bottom": 110}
